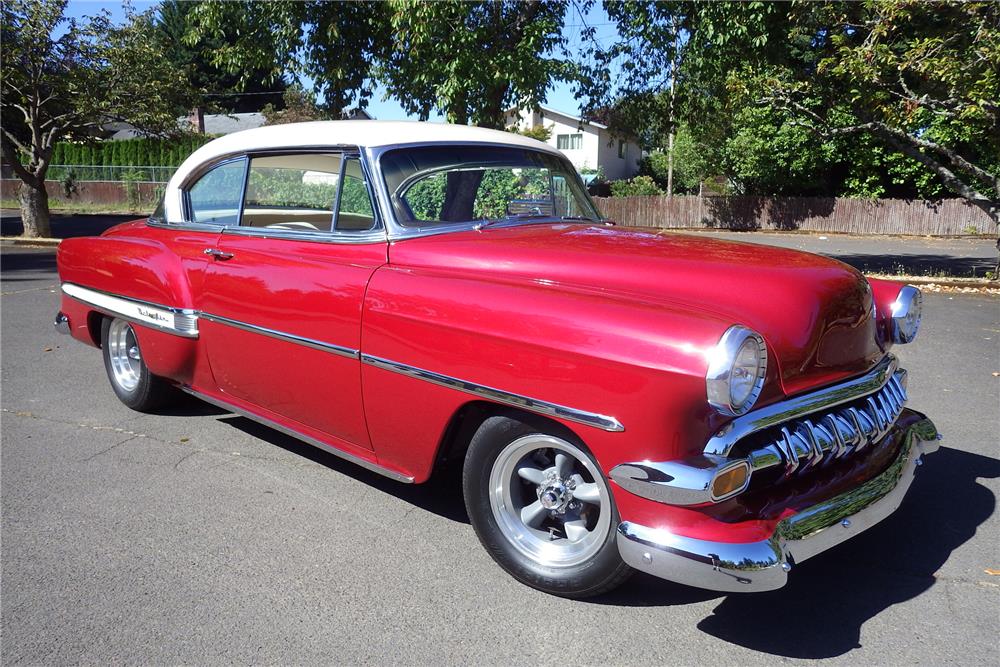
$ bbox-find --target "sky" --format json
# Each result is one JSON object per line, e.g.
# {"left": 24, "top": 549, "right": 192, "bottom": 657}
{"left": 62, "top": 0, "right": 622, "bottom": 121}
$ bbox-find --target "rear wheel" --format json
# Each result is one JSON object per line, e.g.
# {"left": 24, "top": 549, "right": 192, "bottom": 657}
{"left": 463, "top": 414, "right": 632, "bottom": 598}
{"left": 101, "top": 317, "right": 176, "bottom": 411}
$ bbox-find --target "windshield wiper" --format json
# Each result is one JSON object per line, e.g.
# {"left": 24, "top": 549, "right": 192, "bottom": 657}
{"left": 474, "top": 214, "right": 604, "bottom": 230}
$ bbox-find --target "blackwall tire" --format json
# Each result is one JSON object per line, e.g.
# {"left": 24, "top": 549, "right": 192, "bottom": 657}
{"left": 463, "top": 414, "right": 633, "bottom": 598}
{"left": 100, "top": 317, "right": 176, "bottom": 412}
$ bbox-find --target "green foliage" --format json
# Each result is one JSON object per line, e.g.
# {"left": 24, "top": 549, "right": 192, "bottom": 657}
{"left": 512, "top": 125, "right": 554, "bottom": 142}
{"left": 580, "top": 0, "right": 998, "bottom": 218}
{"left": 1, "top": 0, "right": 197, "bottom": 235}
{"left": 262, "top": 85, "right": 328, "bottom": 125}
{"left": 610, "top": 175, "right": 664, "bottom": 197}
{"left": 639, "top": 124, "right": 710, "bottom": 194}
{"left": 51, "top": 136, "right": 212, "bottom": 168}
{"left": 186, "top": 0, "right": 577, "bottom": 128}
{"left": 155, "top": 0, "right": 287, "bottom": 113}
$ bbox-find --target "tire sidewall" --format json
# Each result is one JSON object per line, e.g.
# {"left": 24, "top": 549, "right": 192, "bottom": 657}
{"left": 463, "top": 415, "right": 628, "bottom": 597}
{"left": 101, "top": 317, "right": 157, "bottom": 410}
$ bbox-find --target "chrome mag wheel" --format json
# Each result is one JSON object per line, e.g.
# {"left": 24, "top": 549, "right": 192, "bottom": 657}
{"left": 107, "top": 318, "right": 142, "bottom": 392}
{"left": 488, "top": 434, "right": 612, "bottom": 568}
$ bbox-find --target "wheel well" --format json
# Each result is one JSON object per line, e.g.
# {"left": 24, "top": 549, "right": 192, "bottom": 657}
{"left": 432, "top": 401, "right": 583, "bottom": 475}
{"left": 86, "top": 311, "right": 106, "bottom": 347}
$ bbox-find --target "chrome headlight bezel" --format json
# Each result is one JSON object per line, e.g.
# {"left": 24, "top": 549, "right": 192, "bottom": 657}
{"left": 890, "top": 285, "right": 923, "bottom": 344}
{"left": 706, "top": 325, "right": 767, "bottom": 417}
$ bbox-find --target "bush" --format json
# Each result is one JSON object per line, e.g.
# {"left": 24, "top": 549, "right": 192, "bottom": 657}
{"left": 609, "top": 175, "right": 664, "bottom": 197}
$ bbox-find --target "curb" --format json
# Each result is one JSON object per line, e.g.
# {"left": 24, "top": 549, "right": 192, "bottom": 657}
{"left": 866, "top": 274, "right": 999, "bottom": 289}
{"left": 1, "top": 237, "right": 62, "bottom": 247}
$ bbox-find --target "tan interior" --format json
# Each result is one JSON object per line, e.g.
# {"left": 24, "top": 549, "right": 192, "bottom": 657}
{"left": 241, "top": 207, "right": 374, "bottom": 232}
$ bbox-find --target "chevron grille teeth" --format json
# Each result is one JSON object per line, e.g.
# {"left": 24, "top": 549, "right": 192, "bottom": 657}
{"left": 749, "top": 371, "right": 908, "bottom": 479}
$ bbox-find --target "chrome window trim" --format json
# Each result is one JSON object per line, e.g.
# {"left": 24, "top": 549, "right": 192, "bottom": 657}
{"left": 61, "top": 283, "right": 199, "bottom": 338}
{"left": 360, "top": 353, "right": 625, "bottom": 433}
{"left": 179, "top": 386, "right": 414, "bottom": 483}
{"left": 705, "top": 355, "right": 899, "bottom": 457}
{"left": 155, "top": 146, "right": 389, "bottom": 244}
{"left": 199, "top": 312, "right": 359, "bottom": 359}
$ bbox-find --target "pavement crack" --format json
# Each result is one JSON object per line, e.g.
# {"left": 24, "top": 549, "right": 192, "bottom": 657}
{"left": 1, "top": 407, "right": 162, "bottom": 444}
{"left": 0, "top": 282, "right": 59, "bottom": 296}
{"left": 81, "top": 434, "right": 139, "bottom": 462}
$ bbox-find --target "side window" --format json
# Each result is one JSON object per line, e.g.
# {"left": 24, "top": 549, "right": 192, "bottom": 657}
{"left": 334, "top": 157, "right": 376, "bottom": 231}
{"left": 238, "top": 153, "right": 376, "bottom": 233}
{"left": 187, "top": 158, "right": 246, "bottom": 225}
{"left": 242, "top": 153, "right": 341, "bottom": 232}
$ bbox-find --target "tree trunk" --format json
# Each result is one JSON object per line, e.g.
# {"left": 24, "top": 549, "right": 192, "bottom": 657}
{"left": 18, "top": 179, "right": 51, "bottom": 238}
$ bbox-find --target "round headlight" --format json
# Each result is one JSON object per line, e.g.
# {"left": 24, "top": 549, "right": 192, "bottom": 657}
{"left": 890, "top": 285, "right": 922, "bottom": 344}
{"left": 707, "top": 326, "right": 767, "bottom": 416}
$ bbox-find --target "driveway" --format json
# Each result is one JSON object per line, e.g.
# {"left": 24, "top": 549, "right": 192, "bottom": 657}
{"left": 2, "top": 246, "right": 998, "bottom": 665}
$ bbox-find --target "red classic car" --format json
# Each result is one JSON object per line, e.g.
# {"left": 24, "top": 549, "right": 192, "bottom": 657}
{"left": 55, "top": 121, "right": 938, "bottom": 598}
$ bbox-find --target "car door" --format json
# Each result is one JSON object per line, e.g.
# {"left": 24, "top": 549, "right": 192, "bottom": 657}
{"left": 197, "top": 150, "right": 387, "bottom": 449}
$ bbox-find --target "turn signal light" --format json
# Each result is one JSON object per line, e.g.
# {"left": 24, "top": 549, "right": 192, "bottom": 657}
{"left": 711, "top": 462, "right": 750, "bottom": 501}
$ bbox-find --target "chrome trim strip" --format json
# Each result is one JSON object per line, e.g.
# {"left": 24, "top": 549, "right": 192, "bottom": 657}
{"left": 179, "top": 386, "right": 414, "bottom": 483}
{"left": 705, "top": 355, "right": 898, "bottom": 457}
{"left": 360, "top": 353, "right": 625, "bottom": 433}
{"left": 610, "top": 455, "right": 736, "bottom": 506}
{"left": 61, "top": 283, "right": 199, "bottom": 338}
{"left": 220, "top": 225, "right": 386, "bottom": 245}
{"left": 198, "top": 312, "right": 359, "bottom": 359}
{"left": 617, "top": 415, "right": 939, "bottom": 592}
{"left": 146, "top": 219, "right": 226, "bottom": 233}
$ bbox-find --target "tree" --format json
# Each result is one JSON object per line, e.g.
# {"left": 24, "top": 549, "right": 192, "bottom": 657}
{"left": 155, "top": 0, "right": 287, "bottom": 113}
{"left": 377, "top": 0, "right": 574, "bottom": 127}
{"left": 261, "top": 85, "right": 328, "bottom": 125}
{"left": 1, "top": 0, "right": 195, "bottom": 237}
{"left": 583, "top": 1, "right": 998, "bottom": 227}
{"left": 186, "top": 1, "right": 391, "bottom": 116}
{"left": 186, "top": 0, "right": 577, "bottom": 128}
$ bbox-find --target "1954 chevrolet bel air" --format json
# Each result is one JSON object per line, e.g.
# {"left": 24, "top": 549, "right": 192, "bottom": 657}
{"left": 55, "top": 121, "right": 938, "bottom": 598}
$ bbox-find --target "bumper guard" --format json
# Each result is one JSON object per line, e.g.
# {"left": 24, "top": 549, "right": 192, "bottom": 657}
{"left": 616, "top": 415, "right": 939, "bottom": 592}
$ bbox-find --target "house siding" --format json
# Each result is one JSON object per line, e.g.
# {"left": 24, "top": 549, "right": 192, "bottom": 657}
{"left": 505, "top": 106, "right": 641, "bottom": 180}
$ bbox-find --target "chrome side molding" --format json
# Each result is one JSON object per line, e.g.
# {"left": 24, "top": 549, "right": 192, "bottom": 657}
{"left": 61, "top": 283, "right": 199, "bottom": 338}
{"left": 61, "top": 282, "right": 625, "bottom": 433}
{"left": 199, "top": 312, "right": 359, "bottom": 360}
{"left": 361, "top": 353, "right": 626, "bottom": 433}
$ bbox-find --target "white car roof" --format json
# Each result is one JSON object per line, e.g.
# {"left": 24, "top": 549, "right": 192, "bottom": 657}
{"left": 162, "top": 120, "right": 561, "bottom": 225}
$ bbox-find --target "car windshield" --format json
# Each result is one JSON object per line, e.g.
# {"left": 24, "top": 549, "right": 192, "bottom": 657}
{"left": 380, "top": 145, "right": 602, "bottom": 228}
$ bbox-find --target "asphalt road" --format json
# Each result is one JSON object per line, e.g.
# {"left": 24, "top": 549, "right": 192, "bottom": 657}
{"left": 2, "top": 246, "right": 998, "bottom": 665}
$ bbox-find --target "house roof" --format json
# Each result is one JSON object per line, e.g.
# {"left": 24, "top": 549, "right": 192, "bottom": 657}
{"left": 202, "top": 112, "right": 266, "bottom": 135}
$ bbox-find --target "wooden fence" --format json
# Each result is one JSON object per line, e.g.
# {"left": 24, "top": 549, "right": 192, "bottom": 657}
{"left": 593, "top": 195, "right": 996, "bottom": 236}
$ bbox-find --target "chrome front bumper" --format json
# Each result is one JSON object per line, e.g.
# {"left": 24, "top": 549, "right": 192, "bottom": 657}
{"left": 616, "top": 415, "right": 940, "bottom": 592}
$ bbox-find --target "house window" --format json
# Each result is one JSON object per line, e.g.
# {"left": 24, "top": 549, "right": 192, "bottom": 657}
{"left": 557, "top": 133, "right": 582, "bottom": 150}
{"left": 617, "top": 140, "right": 626, "bottom": 159}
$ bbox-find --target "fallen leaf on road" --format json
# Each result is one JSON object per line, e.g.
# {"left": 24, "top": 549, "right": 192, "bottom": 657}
{"left": 986, "top": 568, "right": 1000, "bottom": 575}
{"left": 992, "top": 372, "right": 1000, "bottom": 377}
{"left": 180, "top": 437, "right": 189, "bottom": 443}
{"left": 43, "top": 347, "right": 52, "bottom": 352}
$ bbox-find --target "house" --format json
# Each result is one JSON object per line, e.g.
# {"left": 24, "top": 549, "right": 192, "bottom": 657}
{"left": 104, "top": 108, "right": 375, "bottom": 140}
{"left": 504, "top": 105, "right": 641, "bottom": 181}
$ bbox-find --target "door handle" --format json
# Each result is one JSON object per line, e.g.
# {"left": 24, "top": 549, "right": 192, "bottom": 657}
{"left": 203, "top": 248, "right": 234, "bottom": 260}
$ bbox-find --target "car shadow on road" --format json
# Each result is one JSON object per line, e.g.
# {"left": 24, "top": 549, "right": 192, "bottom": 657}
{"left": 598, "top": 446, "right": 998, "bottom": 658}
{"left": 217, "top": 414, "right": 471, "bottom": 524}
{"left": 825, "top": 252, "right": 996, "bottom": 278}
{"left": 0, "top": 250, "right": 57, "bottom": 273}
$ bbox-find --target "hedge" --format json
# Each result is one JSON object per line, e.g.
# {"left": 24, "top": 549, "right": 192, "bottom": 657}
{"left": 50, "top": 135, "right": 214, "bottom": 168}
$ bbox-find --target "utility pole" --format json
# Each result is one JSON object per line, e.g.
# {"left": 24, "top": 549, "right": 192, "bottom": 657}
{"left": 666, "top": 16, "right": 679, "bottom": 199}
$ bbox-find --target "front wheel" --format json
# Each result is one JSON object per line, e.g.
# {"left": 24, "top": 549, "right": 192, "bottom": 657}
{"left": 101, "top": 317, "right": 176, "bottom": 412}
{"left": 463, "top": 415, "right": 632, "bottom": 598}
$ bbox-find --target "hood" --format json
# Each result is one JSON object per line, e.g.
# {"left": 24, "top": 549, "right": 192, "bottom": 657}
{"left": 389, "top": 224, "right": 885, "bottom": 397}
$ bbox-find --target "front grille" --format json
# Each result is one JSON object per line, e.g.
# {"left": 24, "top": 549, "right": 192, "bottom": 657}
{"left": 743, "top": 370, "right": 908, "bottom": 478}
